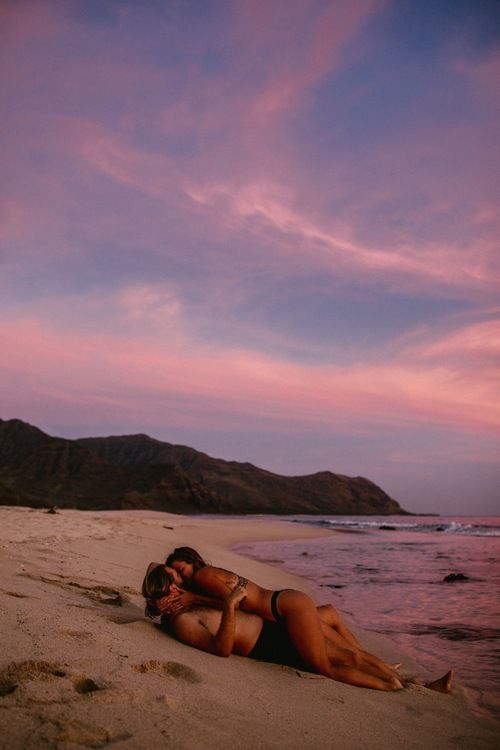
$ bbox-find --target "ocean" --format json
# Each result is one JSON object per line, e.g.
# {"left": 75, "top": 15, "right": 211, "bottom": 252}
{"left": 234, "top": 515, "right": 500, "bottom": 720}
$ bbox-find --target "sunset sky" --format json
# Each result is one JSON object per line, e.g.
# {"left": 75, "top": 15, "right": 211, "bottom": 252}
{"left": 2, "top": 0, "right": 499, "bottom": 514}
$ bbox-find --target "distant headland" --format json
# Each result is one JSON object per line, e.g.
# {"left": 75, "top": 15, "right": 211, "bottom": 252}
{"left": 0, "top": 418, "right": 409, "bottom": 515}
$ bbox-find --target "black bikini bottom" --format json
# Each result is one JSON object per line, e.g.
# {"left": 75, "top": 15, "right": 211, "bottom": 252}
{"left": 270, "top": 589, "right": 287, "bottom": 622}
{"left": 247, "top": 620, "right": 308, "bottom": 671}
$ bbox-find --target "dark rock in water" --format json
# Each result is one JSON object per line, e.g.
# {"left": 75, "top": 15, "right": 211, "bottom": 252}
{"left": 379, "top": 525, "right": 396, "bottom": 530}
{"left": 436, "top": 526, "right": 446, "bottom": 531}
{"left": 443, "top": 573, "right": 469, "bottom": 583}
{"left": 301, "top": 551, "right": 309, "bottom": 556}
{"left": 409, "top": 623, "right": 497, "bottom": 641}
{"left": 321, "top": 583, "right": 345, "bottom": 589}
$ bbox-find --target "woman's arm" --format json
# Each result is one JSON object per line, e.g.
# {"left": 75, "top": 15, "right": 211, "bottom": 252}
{"left": 194, "top": 566, "right": 248, "bottom": 601}
{"left": 211, "top": 585, "right": 247, "bottom": 656}
{"left": 157, "top": 567, "right": 249, "bottom": 616}
{"left": 172, "top": 585, "right": 247, "bottom": 657}
{"left": 158, "top": 589, "right": 223, "bottom": 616}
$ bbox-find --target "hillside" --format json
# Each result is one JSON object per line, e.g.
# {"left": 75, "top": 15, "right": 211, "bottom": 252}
{"left": 0, "top": 418, "right": 408, "bottom": 515}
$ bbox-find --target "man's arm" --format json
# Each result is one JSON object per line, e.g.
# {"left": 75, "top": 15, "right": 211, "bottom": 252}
{"left": 173, "top": 586, "right": 247, "bottom": 658}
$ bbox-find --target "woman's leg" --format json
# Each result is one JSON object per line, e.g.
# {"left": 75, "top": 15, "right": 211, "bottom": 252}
{"left": 277, "top": 590, "right": 336, "bottom": 678}
{"left": 277, "top": 591, "right": 401, "bottom": 690}
{"left": 316, "top": 604, "right": 363, "bottom": 650}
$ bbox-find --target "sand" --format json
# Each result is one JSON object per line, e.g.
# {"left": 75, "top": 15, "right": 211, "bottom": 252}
{"left": 0, "top": 506, "right": 498, "bottom": 750}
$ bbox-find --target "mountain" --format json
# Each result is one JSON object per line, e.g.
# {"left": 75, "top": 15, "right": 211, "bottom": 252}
{"left": 0, "top": 418, "right": 408, "bottom": 515}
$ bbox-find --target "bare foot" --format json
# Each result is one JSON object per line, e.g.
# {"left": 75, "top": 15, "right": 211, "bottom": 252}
{"left": 425, "top": 670, "right": 453, "bottom": 693}
{"left": 390, "top": 662, "right": 402, "bottom": 670}
{"left": 390, "top": 676, "right": 404, "bottom": 690}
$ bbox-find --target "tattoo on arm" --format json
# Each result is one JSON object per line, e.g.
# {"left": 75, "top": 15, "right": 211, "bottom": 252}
{"left": 222, "top": 574, "right": 247, "bottom": 589}
{"left": 217, "top": 567, "right": 248, "bottom": 591}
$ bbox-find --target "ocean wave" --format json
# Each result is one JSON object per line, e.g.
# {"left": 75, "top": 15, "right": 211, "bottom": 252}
{"left": 292, "top": 517, "right": 500, "bottom": 537}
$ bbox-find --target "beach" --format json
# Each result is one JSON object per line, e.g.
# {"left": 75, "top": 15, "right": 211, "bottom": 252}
{"left": 0, "top": 507, "right": 498, "bottom": 750}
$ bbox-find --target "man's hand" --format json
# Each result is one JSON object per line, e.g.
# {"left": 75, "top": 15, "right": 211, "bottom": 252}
{"left": 156, "top": 590, "right": 197, "bottom": 616}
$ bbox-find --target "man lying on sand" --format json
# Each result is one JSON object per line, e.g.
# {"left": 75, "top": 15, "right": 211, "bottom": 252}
{"left": 160, "top": 546, "right": 403, "bottom": 687}
{"left": 142, "top": 563, "right": 453, "bottom": 694}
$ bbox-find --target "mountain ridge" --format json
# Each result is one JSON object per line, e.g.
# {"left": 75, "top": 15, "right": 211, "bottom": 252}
{"left": 0, "top": 418, "right": 409, "bottom": 515}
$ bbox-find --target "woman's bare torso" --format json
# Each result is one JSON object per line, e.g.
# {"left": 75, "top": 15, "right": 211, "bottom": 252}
{"left": 194, "top": 566, "right": 276, "bottom": 621}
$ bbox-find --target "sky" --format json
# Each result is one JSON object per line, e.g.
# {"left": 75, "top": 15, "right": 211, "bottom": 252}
{"left": 1, "top": 0, "right": 499, "bottom": 515}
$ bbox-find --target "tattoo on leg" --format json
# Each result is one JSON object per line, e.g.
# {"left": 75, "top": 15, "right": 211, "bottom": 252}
{"left": 237, "top": 576, "right": 248, "bottom": 588}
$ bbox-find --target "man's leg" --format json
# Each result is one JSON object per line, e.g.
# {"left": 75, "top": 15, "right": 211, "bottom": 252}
{"left": 324, "top": 639, "right": 402, "bottom": 686}
{"left": 318, "top": 605, "right": 400, "bottom": 680}
{"left": 327, "top": 663, "right": 402, "bottom": 691}
{"left": 316, "top": 604, "right": 363, "bottom": 650}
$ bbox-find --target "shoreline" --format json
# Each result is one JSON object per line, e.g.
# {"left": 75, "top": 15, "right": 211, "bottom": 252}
{"left": 232, "top": 532, "right": 497, "bottom": 724}
{"left": 1, "top": 506, "right": 498, "bottom": 749}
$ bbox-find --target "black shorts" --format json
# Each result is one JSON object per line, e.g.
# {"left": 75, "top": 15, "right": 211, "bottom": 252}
{"left": 247, "top": 620, "right": 309, "bottom": 671}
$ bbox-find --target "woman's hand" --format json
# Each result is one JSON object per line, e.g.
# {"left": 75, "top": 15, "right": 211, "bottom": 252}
{"left": 156, "top": 590, "right": 197, "bottom": 616}
{"left": 226, "top": 584, "right": 247, "bottom": 608}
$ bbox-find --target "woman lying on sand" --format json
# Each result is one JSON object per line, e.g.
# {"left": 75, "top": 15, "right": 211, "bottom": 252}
{"left": 143, "top": 562, "right": 452, "bottom": 693}
{"left": 160, "top": 547, "right": 403, "bottom": 687}
{"left": 144, "top": 562, "right": 401, "bottom": 690}
{"left": 163, "top": 547, "right": 365, "bottom": 651}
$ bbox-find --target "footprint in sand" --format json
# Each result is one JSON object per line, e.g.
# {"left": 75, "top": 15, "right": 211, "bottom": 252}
{"left": 0, "top": 661, "right": 110, "bottom": 702}
{"left": 132, "top": 660, "right": 202, "bottom": 684}
{"left": 0, "top": 660, "right": 67, "bottom": 697}
{"left": 72, "top": 676, "right": 103, "bottom": 694}
{"left": 55, "top": 720, "right": 132, "bottom": 748}
{"left": 21, "top": 572, "right": 135, "bottom": 607}
{"left": 105, "top": 602, "right": 144, "bottom": 624}
{"left": 0, "top": 678, "right": 18, "bottom": 697}
{"left": 2, "top": 590, "right": 29, "bottom": 598}
{"left": 61, "top": 629, "right": 94, "bottom": 640}
{"left": 61, "top": 581, "right": 130, "bottom": 606}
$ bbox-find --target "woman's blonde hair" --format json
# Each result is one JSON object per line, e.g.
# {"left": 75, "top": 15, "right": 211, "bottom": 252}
{"left": 142, "top": 563, "right": 173, "bottom": 619}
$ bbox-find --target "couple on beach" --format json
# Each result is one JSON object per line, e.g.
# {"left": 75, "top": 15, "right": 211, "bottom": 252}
{"left": 142, "top": 547, "right": 452, "bottom": 693}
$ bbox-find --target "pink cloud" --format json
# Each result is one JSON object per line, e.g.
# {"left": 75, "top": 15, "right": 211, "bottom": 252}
{"left": 1, "top": 100, "right": 497, "bottom": 304}
{"left": 415, "top": 319, "right": 500, "bottom": 360}
{"left": 81, "top": 132, "right": 177, "bottom": 200}
{"left": 230, "top": 0, "right": 382, "bottom": 118}
{"left": 454, "top": 48, "right": 500, "bottom": 100}
{"left": 183, "top": 178, "right": 499, "bottom": 293}
{"left": 2, "top": 317, "right": 499, "bottom": 437}
{"left": 2, "top": 0, "right": 496, "bottom": 305}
